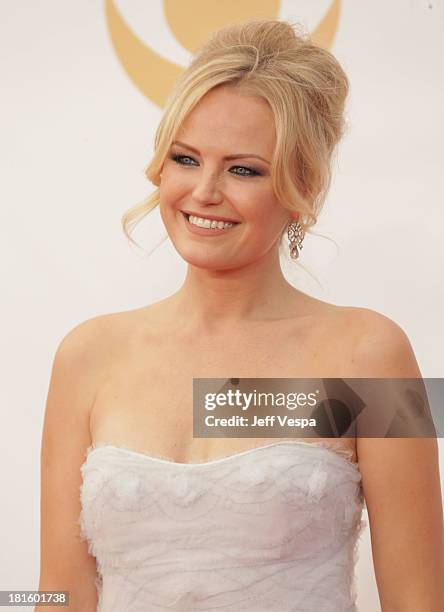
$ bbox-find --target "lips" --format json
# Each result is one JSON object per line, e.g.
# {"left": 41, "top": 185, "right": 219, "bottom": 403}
{"left": 181, "top": 210, "right": 241, "bottom": 224}
{"left": 181, "top": 210, "right": 240, "bottom": 236}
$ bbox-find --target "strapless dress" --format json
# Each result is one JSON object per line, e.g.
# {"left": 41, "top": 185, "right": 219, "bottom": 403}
{"left": 78, "top": 440, "right": 367, "bottom": 611}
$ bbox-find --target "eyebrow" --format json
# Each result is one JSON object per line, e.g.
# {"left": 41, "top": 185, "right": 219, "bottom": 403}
{"left": 171, "top": 140, "right": 270, "bottom": 165}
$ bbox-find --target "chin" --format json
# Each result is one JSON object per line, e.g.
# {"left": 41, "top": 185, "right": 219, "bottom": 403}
{"left": 182, "top": 254, "right": 233, "bottom": 271}
{"left": 173, "top": 245, "right": 238, "bottom": 271}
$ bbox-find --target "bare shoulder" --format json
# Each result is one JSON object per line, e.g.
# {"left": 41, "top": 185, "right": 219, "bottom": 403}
{"left": 38, "top": 311, "right": 132, "bottom": 602}
{"left": 50, "top": 311, "right": 133, "bottom": 416}
{"left": 57, "top": 314, "right": 106, "bottom": 357}
{"left": 334, "top": 306, "right": 422, "bottom": 378}
{"left": 341, "top": 309, "right": 444, "bottom": 607}
{"left": 57, "top": 309, "right": 133, "bottom": 361}
{"left": 301, "top": 300, "right": 419, "bottom": 371}
{"left": 58, "top": 299, "right": 173, "bottom": 360}
{"left": 347, "top": 312, "right": 443, "bottom": 607}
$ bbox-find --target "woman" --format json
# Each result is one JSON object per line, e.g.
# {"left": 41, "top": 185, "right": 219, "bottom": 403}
{"left": 37, "top": 19, "right": 443, "bottom": 611}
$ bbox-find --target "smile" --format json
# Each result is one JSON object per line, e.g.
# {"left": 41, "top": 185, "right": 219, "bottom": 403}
{"left": 181, "top": 212, "right": 240, "bottom": 236}
{"left": 187, "top": 213, "right": 237, "bottom": 229}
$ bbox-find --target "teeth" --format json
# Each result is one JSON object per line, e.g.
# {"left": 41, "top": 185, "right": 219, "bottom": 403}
{"left": 188, "top": 214, "right": 235, "bottom": 230}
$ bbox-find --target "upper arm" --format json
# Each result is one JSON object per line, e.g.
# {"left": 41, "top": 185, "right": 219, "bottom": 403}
{"left": 352, "top": 309, "right": 444, "bottom": 610}
{"left": 37, "top": 316, "right": 106, "bottom": 611}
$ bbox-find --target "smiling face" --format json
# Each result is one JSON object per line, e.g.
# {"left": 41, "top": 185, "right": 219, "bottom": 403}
{"left": 159, "top": 84, "right": 294, "bottom": 270}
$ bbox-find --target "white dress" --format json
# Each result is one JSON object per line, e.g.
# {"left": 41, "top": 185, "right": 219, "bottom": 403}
{"left": 79, "top": 440, "right": 367, "bottom": 611}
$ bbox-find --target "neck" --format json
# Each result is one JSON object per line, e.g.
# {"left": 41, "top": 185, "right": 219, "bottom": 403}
{"left": 166, "top": 249, "right": 303, "bottom": 335}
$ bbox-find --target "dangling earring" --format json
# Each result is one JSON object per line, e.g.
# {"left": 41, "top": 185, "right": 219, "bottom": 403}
{"left": 287, "top": 219, "right": 305, "bottom": 260}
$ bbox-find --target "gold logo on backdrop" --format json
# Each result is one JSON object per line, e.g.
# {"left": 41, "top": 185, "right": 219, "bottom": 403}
{"left": 104, "top": 0, "right": 341, "bottom": 107}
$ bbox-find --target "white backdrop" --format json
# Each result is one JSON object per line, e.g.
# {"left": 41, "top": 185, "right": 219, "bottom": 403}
{"left": 1, "top": 1, "right": 443, "bottom": 610}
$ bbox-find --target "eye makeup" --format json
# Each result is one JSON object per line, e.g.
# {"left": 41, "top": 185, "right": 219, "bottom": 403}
{"left": 169, "top": 152, "right": 263, "bottom": 177}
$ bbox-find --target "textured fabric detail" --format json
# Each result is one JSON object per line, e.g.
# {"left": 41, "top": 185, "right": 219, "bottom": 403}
{"left": 78, "top": 441, "right": 367, "bottom": 611}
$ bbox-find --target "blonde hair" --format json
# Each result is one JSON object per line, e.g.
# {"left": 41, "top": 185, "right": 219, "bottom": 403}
{"left": 122, "top": 18, "right": 349, "bottom": 258}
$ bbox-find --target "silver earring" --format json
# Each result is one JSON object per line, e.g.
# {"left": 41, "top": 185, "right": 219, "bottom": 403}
{"left": 287, "top": 220, "right": 305, "bottom": 259}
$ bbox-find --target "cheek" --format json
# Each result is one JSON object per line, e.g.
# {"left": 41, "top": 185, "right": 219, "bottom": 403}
{"left": 159, "top": 179, "right": 184, "bottom": 219}
{"left": 239, "top": 188, "right": 287, "bottom": 226}
{"left": 159, "top": 163, "right": 188, "bottom": 196}
{"left": 159, "top": 175, "right": 181, "bottom": 201}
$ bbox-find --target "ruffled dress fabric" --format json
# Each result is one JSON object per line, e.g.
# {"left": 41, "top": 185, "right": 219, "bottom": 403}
{"left": 78, "top": 440, "right": 367, "bottom": 611}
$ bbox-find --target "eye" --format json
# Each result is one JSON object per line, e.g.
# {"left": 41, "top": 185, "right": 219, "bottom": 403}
{"left": 170, "top": 154, "right": 197, "bottom": 166}
{"left": 169, "top": 153, "right": 261, "bottom": 178}
{"left": 231, "top": 165, "right": 261, "bottom": 177}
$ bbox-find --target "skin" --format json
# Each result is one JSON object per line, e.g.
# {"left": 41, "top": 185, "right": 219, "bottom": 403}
{"left": 158, "top": 83, "right": 310, "bottom": 334}
{"left": 158, "top": 85, "right": 443, "bottom": 606}
{"left": 37, "top": 83, "right": 444, "bottom": 610}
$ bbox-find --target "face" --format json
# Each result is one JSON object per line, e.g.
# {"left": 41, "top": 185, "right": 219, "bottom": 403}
{"left": 159, "top": 84, "right": 293, "bottom": 270}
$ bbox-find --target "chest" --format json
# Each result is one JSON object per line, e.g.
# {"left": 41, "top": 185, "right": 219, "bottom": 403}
{"left": 90, "top": 316, "right": 357, "bottom": 462}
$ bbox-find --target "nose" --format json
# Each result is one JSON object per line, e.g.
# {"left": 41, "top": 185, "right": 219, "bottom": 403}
{"left": 191, "top": 169, "right": 224, "bottom": 205}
